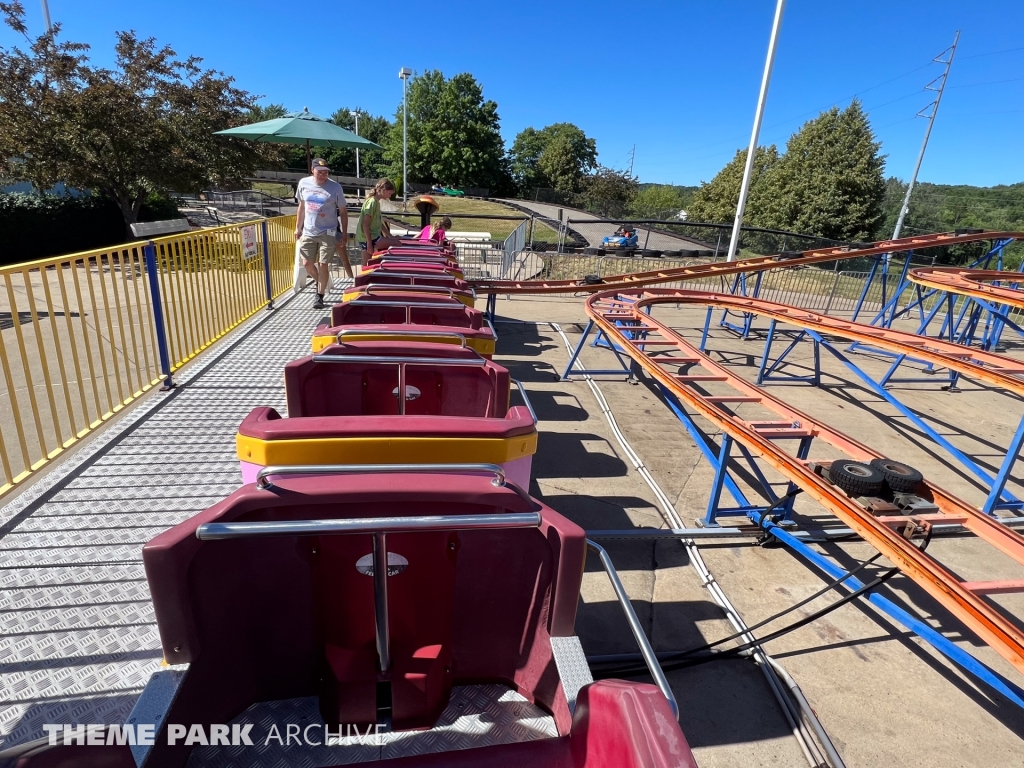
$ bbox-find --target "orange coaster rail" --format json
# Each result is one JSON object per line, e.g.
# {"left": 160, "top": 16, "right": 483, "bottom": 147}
{"left": 584, "top": 288, "right": 1024, "bottom": 678}
{"left": 909, "top": 267, "right": 1024, "bottom": 312}
{"left": 474, "top": 230, "right": 1024, "bottom": 295}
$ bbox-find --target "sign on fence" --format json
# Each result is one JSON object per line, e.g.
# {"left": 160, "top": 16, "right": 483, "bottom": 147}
{"left": 241, "top": 225, "right": 259, "bottom": 260}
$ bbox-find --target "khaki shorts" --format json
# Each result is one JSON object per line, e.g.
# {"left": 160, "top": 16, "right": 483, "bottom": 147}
{"left": 298, "top": 233, "right": 335, "bottom": 264}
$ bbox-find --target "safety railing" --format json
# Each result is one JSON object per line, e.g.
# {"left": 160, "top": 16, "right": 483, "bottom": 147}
{"left": 0, "top": 214, "right": 296, "bottom": 500}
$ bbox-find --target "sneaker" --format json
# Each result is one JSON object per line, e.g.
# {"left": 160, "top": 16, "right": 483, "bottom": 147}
{"left": 312, "top": 296, "right": 325, "bottom": 309}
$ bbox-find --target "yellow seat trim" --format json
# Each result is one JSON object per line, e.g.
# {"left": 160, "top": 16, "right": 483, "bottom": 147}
{"left": 236, "top": 431, "right": 538, "bottom": 465}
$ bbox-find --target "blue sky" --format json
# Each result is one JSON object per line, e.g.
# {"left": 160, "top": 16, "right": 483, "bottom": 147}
{"left": 3, "top": 0, "right": 1022, "bottom": 187}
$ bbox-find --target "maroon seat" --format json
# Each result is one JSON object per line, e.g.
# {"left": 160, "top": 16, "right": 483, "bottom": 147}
{"left": 285, "top": 342, "right": 509, "bottom": 418}
{"left": 138, "top": 472, "right": 590, "bottom": 764}
{"left": 354, "top": 270, "right": 469, "bottom": 291}
{"left": 328, "top": 300, "right": 483, "bottom": 329}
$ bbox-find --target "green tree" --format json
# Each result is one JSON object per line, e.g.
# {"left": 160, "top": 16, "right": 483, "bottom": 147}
{"left": 508, "top": 127, "right": 547, "bottom": 193}
{"left": 0, "top": 2, "right": 268, "bottom": 232}
{"left": 629, "top": 185, "right": 686, "bottom": 218}
{"left": 509, "top": 122, "right": 597, "bottom": 197}
{"left": 771, "top": 100, "right": 886, "bottom": 241}
{"left": 688, "top": 145, "right": 782, "bottom": 225}
{"left": 383, "top": 71, "right": 511, "bottom": 193}
{"left": 577, "top": 166, "right": 638, "bottom": 215}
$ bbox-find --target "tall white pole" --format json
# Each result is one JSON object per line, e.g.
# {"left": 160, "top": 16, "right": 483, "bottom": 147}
{"left": 891, "top": 31, "right": 959, "bottom": 241}
{"left": 403, "top": 78, "right": 408, "bottom": 209}
{"left": 726, "top": 0, "right": 786, "bottom": 262}
{"left": 40, "top": 0, "right": 51, "bottom": 32}
{"left": 354, "top": 112, "right": 360, "bottom": 179}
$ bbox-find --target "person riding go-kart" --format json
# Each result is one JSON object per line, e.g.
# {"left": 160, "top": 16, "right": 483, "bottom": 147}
{"left": 602, "top": 224, "right": 639, "bottom": 249}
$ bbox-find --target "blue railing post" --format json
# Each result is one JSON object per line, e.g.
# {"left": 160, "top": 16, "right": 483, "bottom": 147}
{"left": 261, "top": 220, "right": 275, "bottom": 310}
{"left": 143, "top": 243, "right": 175, "bottom": 391}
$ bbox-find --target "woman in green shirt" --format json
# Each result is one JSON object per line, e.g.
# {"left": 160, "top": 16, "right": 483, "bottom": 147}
{"left": 357, "top": 178, "right": 396, "bottom": 257}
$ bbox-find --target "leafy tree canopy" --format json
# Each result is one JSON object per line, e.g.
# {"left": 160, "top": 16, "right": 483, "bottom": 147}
{"left": 0, "top": 1, "right": 269, "bottom": 230}
{"left": 383, "top": 70, "right": 512, "bottom": 194}
{"left": 770, "top": 100, "right": 886, "bottom": 241}
{"left": 687, "top": 101, "right": 886, "bottom": 241}
{"left": 509, "top": 122, "right": 597, "bottom": 196}
{"left": 687, "top": 145, "right": 781, "bottom": 226}
{"left": 629, "top": 185, "right": 687, "bottom": 218}
{"left": 576, "top": 166, "right": 638, "bottom": 215}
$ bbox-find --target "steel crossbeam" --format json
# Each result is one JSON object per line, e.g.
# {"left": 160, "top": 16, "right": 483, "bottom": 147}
{"left": 584, "top": 288, "right": 1024, "bottom": 688}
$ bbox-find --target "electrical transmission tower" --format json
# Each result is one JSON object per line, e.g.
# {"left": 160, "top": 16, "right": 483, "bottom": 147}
{"left": 892, "top": 31, "right": 960, "bottom": 240}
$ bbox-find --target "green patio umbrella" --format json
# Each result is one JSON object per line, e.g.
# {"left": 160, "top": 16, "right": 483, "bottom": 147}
{"left": 215, "top": 108, "right": 383, "bottom": 172}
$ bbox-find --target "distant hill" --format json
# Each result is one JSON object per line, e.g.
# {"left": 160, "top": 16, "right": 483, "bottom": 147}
{"left": 883, "top": 179, "right": 1024, "bottom": 237}
{"left": 638, "top": 183, "right": 699, "bottom": 209}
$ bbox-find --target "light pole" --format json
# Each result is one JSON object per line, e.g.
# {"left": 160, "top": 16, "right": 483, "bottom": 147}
{"left": 399, "top": 67, "right": 412, "bottom": 210}
{"left": 40, "top": 0, "right": 52, "bottom": 32}
{"left": 726, "top": 0, "right": 786, "bottom": 262}
{"left": 354, "top": 111, "right": 360, "bottom": 180}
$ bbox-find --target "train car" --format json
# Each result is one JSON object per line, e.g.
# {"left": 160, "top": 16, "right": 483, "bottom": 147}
{"left": 236, "top": 341, "right": 536, "bottom": 488}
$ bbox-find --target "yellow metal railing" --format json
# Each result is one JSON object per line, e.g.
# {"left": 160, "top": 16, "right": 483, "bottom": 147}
{"left": 0, "top": 214, "right": 296, "bottom": 499}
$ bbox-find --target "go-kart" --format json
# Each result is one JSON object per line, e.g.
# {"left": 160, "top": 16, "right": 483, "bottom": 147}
{"left": 601, "top": 226, "right": 639, "bottom": 249}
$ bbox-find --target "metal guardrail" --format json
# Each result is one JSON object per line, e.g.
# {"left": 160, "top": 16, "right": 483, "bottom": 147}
{"left": 0, "top": 214, "right": 297, "bottom": 500}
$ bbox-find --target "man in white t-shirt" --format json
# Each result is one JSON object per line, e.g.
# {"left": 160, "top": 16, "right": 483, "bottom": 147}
{"left": 295, "top": 158, "right": 348, "bottom": 309}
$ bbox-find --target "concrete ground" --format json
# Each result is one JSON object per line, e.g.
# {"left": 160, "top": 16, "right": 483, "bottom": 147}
{"left": 491, "top": 293, "right": 1024, "bottom": 767}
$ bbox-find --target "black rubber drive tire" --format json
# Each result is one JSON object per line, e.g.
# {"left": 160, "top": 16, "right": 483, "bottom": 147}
{"left": 827, "top": 461, "right": 885, "bottom": 497}
{"left": 662, "top": 250, "right": 681, "bottom": 258}
{"left": 595, "top": 248, "right": 606, "bottom": 257}
{"left": 869, "top": 458, "right": 924, "bottom": 493}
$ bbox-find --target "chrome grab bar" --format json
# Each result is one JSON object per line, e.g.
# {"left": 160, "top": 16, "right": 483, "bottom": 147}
{"left": 511, "top": 379, "right": 538, "bottom": 423}
{"left": 335, "top": 329, "right": 468, "bottom": 347}
{"left": 346, "top": 299, "right": 463, "bottom": 309}
{"left": 254, "top": 462, "right": 508, "bottom": 490}
{"left": 364, "top": 285, "right": 456, "bottom": 298}
{"left": 196, "top": 511, "right": 541, "bottom": 539}
{"left": 311, "top": 354, "right": 485, "bottom": 366}
{"left": 586, "top": 540, "right": 679, "bottom": 720}
{"left": 198, "top": 507, "right": 541, "bottom": 675}
{"left": 364, "top": 271, "right": 461, "bottom": 282}
{"left": 376, "top": 256, "right": 454, "bottom": 265}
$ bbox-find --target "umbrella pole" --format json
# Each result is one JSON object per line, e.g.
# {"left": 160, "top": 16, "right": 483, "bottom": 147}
{"left": 305, "top": 140, "right": 311, "bottom": 173}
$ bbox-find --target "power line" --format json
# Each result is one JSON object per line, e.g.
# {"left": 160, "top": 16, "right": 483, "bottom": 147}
{"left": 948, "top": 75, "right": 1024, "bottom": 89}
{"left": 959, "top": 45, "right": 1024, "bottom": 60}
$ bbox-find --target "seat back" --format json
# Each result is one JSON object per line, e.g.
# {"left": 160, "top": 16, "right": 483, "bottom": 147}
{"left": 285, "top": 342, "right": 508, "bottom": 418}
{"left": 331, "top": 302, "right": 481, "bottom": 329}
{"left": 143, "top": 474, "right": 586, "bottom": 749}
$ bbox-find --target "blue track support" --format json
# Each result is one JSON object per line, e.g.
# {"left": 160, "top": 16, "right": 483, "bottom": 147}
{"left": 983, "top": 417, "right": 1024, "bottom": 515}
{"left": 485, "top": 292, "right": 497, "bottom": 323}
{"left": 805, "top": 329, "right": 1022, "bottom": 512}
{"left": 718, "top": 271, "right": 762, "bottom": 338}
{"left": 143, "top": 243, "right": 175, "bottom": 391}
{"left": 261, "top": 220, "right": 275, "bottom": 310}
{"left": 763, "top": 523, "right": 1024, "bottom": 710}
{"left": 756, "top": 322, "right": 821, "bottom": 386}
{"left": 850, "top": 256, "right": 882, "bottom": 323}
{"left": 561, "top": 319, "right": 635, "bottom": 380}
{"left": 699, "top": 307, "right": 714, "bottom": 352}
{"left": 655, "top": 372, "right": 1024, "bottom": 708}
{"left": 657, "top": 385, "right": 753, "bottom": 512}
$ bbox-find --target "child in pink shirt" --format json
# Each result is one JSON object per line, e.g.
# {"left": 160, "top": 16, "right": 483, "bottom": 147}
{"left": 418, "top": 216, "right": 453, "bottom": 244}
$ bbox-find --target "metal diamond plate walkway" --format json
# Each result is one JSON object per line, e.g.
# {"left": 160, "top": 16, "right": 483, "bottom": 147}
{"left": 0, "top": 286, "right": 328, "bottom": 750}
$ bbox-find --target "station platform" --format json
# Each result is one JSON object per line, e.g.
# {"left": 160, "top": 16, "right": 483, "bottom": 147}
{"left": 0, "top": 285, "right": 321, "bottom": 750}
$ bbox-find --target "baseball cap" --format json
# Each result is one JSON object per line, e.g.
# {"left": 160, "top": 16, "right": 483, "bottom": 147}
{"left": 311, "top": 158, "right": 330, "bottom": 172}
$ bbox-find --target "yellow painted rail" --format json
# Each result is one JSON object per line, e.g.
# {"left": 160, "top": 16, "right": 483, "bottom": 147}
{"left": 0, "top": 214, "right": 297, "bottom": 500}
